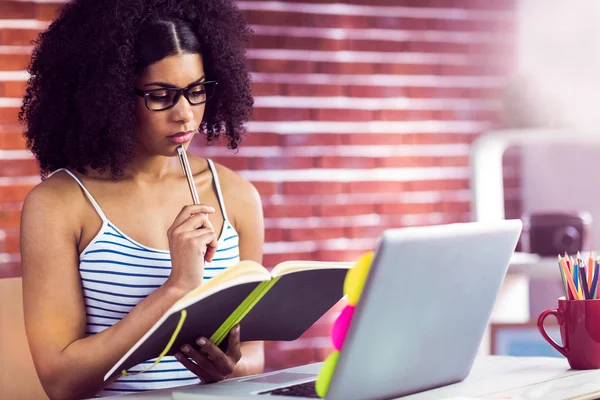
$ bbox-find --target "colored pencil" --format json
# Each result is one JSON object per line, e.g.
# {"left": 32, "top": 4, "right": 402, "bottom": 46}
{"left": 580, "top": 264, "right": 590, "bottom": 299}
{"left": 574, "top": 263, "right": 583, "bottom": 299}
{"left": 590, "top": 260, "right": 599, "bottom": 300}
{"left": 589, "top": 250, "right": 595, "bottom": 290}
{"left": 558, "top": 255, "right": 570, "bottom": 300}
{"left": 560, "top": 257, "right": 580, "bottom": 300}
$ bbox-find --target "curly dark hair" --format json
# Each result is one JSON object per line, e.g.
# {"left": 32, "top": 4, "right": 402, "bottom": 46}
{"left": 19, "top": 0, "right": 254, "bottom": 179}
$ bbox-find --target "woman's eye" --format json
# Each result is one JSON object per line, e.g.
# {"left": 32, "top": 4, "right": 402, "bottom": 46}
{"left": 149, "top": 94, "right": 169, "bottom": 101}
{"left": 191, "top": 90, "right": 205, "bottom": 97}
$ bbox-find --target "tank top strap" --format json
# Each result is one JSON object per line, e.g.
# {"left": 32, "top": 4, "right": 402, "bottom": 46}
{"left": 51, "top": 168, "right": 108, "bottom": 222}
{"left": 206, "top": 159, "right": 229, "bottom": 222}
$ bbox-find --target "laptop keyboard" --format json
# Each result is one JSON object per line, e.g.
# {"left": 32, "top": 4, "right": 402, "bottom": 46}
{"left": 258, "top": 380, "right": 319, "bottom": 397}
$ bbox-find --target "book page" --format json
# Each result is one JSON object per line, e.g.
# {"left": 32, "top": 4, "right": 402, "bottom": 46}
{"left": 271, "top": 260, "right": 354, "bottom": 277}
{"left": 175, "top": 260, "right": 270, "bottom": 306}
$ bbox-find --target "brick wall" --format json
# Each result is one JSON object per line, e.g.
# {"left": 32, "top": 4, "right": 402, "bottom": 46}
{"left": 0, "top": 0, "right": 518, "bottom": 372}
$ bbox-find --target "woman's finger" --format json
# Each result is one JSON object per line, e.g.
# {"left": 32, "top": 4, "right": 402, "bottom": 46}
{"left": 174, "top": 352, "right": 213, "bottom": 383}
{"left": 170, "top": 204, "right": 215, "bottom": 228}
{"left": 177, "top": 212, "right": 214, "bottom": 233}
{"left": 180, "top": 344, "right": 223, "bottom": 382}
{"left": 197, "top": 337, "right": 235, "bottom": 377}
{"left": 226, "top": 325, "right": 242, "bottom": 364}
{"left": 181, "top": 230, "right": 219, "bottom": 262}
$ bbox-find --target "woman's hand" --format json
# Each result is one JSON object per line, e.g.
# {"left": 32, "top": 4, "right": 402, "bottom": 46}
{"left": 175, "top": 325, "right": 242, "bottom": 383}
{"left": 166, "top": 204, "right": 219, "bottom": 290}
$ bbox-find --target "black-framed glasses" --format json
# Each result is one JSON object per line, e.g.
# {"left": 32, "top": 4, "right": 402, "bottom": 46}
{"left": 134, "top": 80, "right": 218, "bottom": 111}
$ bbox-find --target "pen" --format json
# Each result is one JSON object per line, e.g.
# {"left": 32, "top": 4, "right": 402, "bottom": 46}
{"left": 177, "top": 145, "right": 200, "bottom": 205}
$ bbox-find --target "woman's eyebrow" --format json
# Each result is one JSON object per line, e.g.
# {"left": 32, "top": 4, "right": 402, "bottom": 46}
{"left": 143, "top": 76, "right": 206, "bottom": 88}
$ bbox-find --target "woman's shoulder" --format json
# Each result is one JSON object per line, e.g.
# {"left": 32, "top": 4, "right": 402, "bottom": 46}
{"left": 210, "top": 159, "right": 259, "bottom": 199}
{"left": 22, "top": 170, "right": 86, "bottom": 218}
{"left": 192, "top": 156, "right": 263, "bottom": 225}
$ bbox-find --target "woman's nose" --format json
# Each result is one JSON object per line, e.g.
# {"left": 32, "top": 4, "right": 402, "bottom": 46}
{"left": 171, "top": 95, "right": 195, "bottom": 123}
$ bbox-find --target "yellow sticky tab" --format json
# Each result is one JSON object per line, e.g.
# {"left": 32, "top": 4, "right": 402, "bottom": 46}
{"left": 344, "top": 251, "right": 374, "bottom": 305}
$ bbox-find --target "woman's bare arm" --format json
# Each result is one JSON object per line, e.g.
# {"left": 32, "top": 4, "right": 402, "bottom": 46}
{"left": 21, "top": 180, "right": 206, "bottom": 400}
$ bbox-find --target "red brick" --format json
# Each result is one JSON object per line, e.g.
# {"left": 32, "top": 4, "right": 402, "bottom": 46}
{"left": 344, "top": 133, "right": 475, "bottom": 146}
{"left": 2, "top": 229, "right": 20, "bottom": 253}
{"left": 0, "top": 54, "right": 30, "bottom": 71}
{"left": 0, "top": 262, "right": 21, "bottom": 279}
{"left": 316, "top": 248, "right": 376, "bottom": 262}
{"left": 345, "top": 225, "right": 391, "bottom": 239}
{"left": 242, "top": 7, "right": 513, "bottom": 32}
{"left": 405, "top": 179, "right": 470, "bottom": 192}
{"left": 278, "top": 36, "right": 343, "bottom": 52}
{"left": 0, "top": 158, "right": 39, "bottom": 177}
{"left": 283, "top": 181, "right": 346, "bottom": 195}
{"left": 375, "top": 63, "right": 438, "bottom": 75}
{"left": 348, "top": 181, "right": 405, "bottom": 194}
{"left": 439, "top": 64, "right": 507, "bottom": 76}
{"left": 239, "top": 132, "right": 279, "bottom": 146}
{"left": 377, "top": 202, "right": 439, "bottom": 215}
{"left": 313, "top": 109, "right": 374, "bottom": 122}
{"left": 35, "top": 3, "right": 64, "bottom": 21}
{"left": 377, "top": 156, "right": 469, "bottom": 168}
{"left": 0, "top": 209, "right": 21, "bottom": 229}
{"left": 264, "top": 228, "right": 284, "bottom": 243}
{"left": 284, "top": 84, "right": 345, "bottom": 97}
{"left": 253, "top": 36, "right": 501, "bottom": 56}
{"left": 348, "top": 85, "right": 410, "bottom": 98}
{"left": 251, "top": 82, "right": 282, "bottom": 97}
{"left": 317, "top": 156, "right": 377, "bottom": 169}
{"left": 378, "top": 109, "right": 433, "bottom": 121}
{"left": 0, "top": 28, "right": 40, "bottom": 46}
{"left": 0, "top": 2, "right": 35, "bottom": 19}
{"left": 280, "top": 134, "right": 343, "bottom": 147}
{"left": 205, "top": 156, "right": 249, "bottom": 171}
{"left": 263, "top": 252, "right": 315, "bottom": 269}
{"left": 249, "top": 181, "right": 278, "bottom": 196}
{"left": 286, "top": 227, "right": 346, "bottom": 242}
{"left": 315, "top": 203, "right": 374, "bottom": 217}
{"left": 252, "top": 107, "right": 312, "bottom": 122}
{"left": 0, "top": 184, "right": 32, "bottom": 203}
{"left": 317, "top": 62, "right": 374, "bottom": 75}
{"left": 0, "top": 80, "right": 27, "bottom": 98}
{"left": 251, "top": 157, "right": 315, "bottom": 170}
{"left": 242, "top": 10, "right": 339, "bottom": 30}
{"left": 441, "top": 201, "right": 471, "bottom": 213}
{"left": 248, "top": 34, "right": 280, "bottom": 50}
{"left": 0, "top": 131, "right": 28, "bottom": 150}
{"left": 252, "top": 59, "right": 315, "bottom": 74}
{"left": 264, "top": 204, "right": 314, "bottom": 218}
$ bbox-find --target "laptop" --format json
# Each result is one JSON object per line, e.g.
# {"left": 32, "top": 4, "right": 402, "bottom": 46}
{"left": 171, "top": 220, "right": 523, "bottom": 400}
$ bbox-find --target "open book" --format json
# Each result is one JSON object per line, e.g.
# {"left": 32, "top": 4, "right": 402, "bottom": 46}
{"left": 104, "top": 260, "right": 353, "bottom": 381}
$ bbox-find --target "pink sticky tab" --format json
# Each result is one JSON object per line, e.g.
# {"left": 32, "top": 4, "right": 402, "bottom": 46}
{"left": 331, "top": 305, "right": 355, "bottom": 350}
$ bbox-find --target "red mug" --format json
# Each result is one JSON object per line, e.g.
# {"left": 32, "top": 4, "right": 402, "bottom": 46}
{"left": 538, "top": 299, "right": 600, "bottom": 369}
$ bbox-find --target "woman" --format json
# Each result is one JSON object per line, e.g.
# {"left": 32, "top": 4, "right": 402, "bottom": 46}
{"left": 18, "top": 0, "right": 264, "bottom": 398}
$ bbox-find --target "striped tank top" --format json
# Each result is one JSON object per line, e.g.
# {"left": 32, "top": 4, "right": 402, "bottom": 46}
{"left": 53, "top": 160, "right": 240, "bottom": 397}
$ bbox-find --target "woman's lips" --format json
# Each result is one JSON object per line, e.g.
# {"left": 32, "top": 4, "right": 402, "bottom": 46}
{"left": 167, "top": 131, "right": 194, "bottom": 144}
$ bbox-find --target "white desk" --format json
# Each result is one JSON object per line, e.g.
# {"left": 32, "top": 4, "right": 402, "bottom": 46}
{"left": 108, "top": 356, "right": 600, "bottom": 400}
